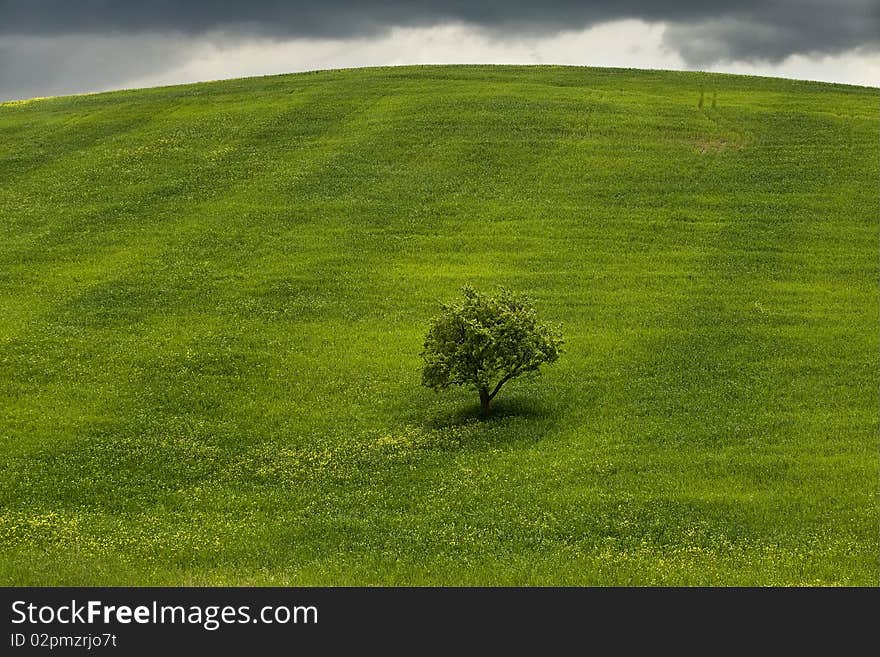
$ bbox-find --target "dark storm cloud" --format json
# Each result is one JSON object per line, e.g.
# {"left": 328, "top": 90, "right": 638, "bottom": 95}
{"left": 0, "top": 35, "right": 196, "bottom": 100}
{"left": 1, "top": 1, "right": 878, "bottom": 63}
{"left": 663, "top": 3, "right": 880, "bottom": 64}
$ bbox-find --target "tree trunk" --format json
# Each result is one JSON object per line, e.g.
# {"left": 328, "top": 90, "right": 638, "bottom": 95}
{"left": 479, "top": 387, "right": 491, "bottom": 416}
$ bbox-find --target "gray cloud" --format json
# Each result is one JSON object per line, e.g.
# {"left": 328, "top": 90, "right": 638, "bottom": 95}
{"left": 1, "top": 1, "right": 878, "bottom": 63}
{"left": 0, "top": 34, "right": 199, "bottom": 100}
{"left": 663, "top": 3, "right": 880, "bottom": 65}
{"left": 1, "top": 2, "right": 878, "bottom": 100}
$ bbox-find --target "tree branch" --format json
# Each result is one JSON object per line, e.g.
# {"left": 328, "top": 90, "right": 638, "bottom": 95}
{"left": 488, "top": 362, "right": 525, "bottom": 400}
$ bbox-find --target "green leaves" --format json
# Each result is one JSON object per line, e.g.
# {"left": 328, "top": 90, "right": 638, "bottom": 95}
{"left": 421, "top": 285, "right": 563, "bottom": 412}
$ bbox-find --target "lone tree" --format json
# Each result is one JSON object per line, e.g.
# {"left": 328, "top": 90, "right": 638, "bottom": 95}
{"left": 421, "top": 285, "right": 563, "bottom": 415}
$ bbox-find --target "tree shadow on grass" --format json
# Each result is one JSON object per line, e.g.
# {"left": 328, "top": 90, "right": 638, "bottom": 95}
{"left": 419, "top": 393, "right": 557, "bottom": 432}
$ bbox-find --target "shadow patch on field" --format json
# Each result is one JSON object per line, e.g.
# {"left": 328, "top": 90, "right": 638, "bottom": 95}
{"left": 421, "top": 395, "right": 555, "bottom": 431}
{"left": 129, "top": 338, "right": 268, "bottom": 420}
{"left": 53, "top": 280, "right": 167, "bottom": 329}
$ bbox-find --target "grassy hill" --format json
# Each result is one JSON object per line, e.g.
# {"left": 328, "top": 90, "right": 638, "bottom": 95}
{"left": 1, "top": 65, "right": 877, "bottom": 585}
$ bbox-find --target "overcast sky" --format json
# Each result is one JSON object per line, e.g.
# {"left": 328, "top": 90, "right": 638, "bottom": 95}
{"left": 1, "top": 1, "right": 878, "bottom": 101}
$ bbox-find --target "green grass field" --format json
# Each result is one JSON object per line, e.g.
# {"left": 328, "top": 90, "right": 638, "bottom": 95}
{"left": 1, "top": 65, "right": 877, "bottom": 585}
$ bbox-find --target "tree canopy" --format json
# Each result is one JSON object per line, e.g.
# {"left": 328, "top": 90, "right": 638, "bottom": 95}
{"left": 421, "top": 286, "right": 563, "bottom": 414}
